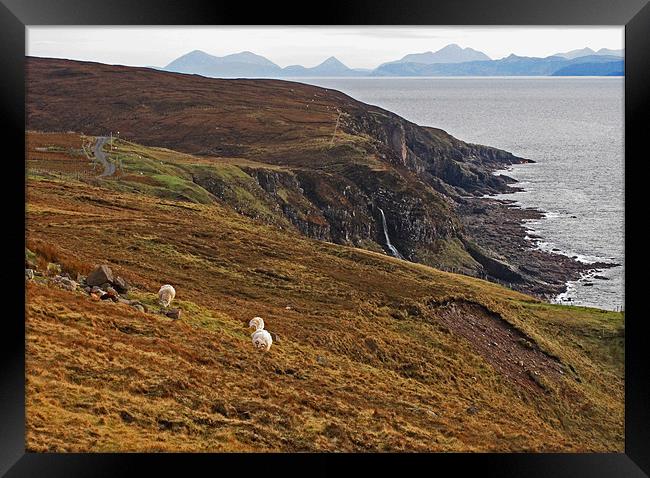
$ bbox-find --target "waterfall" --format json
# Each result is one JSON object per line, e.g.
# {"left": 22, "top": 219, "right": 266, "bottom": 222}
{"left": 378, "top": 207, "right": 404, "bottom": 260}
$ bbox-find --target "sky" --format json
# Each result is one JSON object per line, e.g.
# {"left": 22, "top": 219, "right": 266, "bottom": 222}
{"left": 27, "top": 26, "right": 624, "bottom": 70}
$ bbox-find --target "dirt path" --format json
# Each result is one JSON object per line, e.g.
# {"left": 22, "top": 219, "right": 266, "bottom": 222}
{"left": 432, "top": 299, "right": 567, "bottom": 392}
{"left": 92, "top": 136, "right": 116, "bottom": 177}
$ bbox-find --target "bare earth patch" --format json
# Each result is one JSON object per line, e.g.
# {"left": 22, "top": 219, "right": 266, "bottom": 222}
{"left": 432, "top": 299, "right": 566, "bottom": 392}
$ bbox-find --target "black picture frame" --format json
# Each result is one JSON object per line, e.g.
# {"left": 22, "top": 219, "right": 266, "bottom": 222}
{"left": 2, "top": 0, "right": 648, "bottom": 476}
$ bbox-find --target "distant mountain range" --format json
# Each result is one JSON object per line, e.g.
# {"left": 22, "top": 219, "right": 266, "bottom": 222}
{"left": 281, "top": 56, "right": 364, "bottom": 77}
{"left": 374, "top": 54, "right": 623, "bottom": 77}
{"left": 165, "top": 50, "right": 371, "bottom": 77}
{"left": 162, "top": 44, "right": 624, "bottom": 78}
{"left": 165, "top": 50, "right": 282, "bottom": 77}
{"left": 552, "top": 47, "right": 624, "bottom": 59}
{"left": 381, "top": 44, "right": 492, "bottom": 65}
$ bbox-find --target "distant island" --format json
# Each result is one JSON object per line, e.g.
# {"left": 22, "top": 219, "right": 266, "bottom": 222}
{"left": 162, "top": 43, "right": 624, "bottom": 78}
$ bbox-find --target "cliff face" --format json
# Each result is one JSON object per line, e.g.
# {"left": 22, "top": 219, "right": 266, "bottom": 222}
{"left": 26, "top": 57, "right": 538, "bottom": 288}
{"left": 190, "top": 159, "right": 463, "bottom": 264}
{"left": 343, "top": 110, "right": 529, "bottom": 194}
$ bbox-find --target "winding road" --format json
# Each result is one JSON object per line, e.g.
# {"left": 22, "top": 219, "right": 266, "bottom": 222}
{"left": 92, "top": 136, "right": 116, "bottom": 177}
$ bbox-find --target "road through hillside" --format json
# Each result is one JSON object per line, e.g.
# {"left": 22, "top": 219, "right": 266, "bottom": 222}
{"left": 93, "top": 136, "right": 115, "bottom": 177}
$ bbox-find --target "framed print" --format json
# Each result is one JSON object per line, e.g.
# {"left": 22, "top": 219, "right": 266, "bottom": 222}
{"left": 1, "top": 0, "right": 649, "bottom": 475}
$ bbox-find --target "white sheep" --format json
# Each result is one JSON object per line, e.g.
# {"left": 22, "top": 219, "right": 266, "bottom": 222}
{"left": 158, "top": 284, "right": 176, "bottom": 308}
{"left": 251, "top": 329, "right": 273, "bottom": 351}
{"left": 249, "top": 316, "right": 264, "bottom": 331}
{"left": 249, "top": 316, "right": 272, "bottom": 351}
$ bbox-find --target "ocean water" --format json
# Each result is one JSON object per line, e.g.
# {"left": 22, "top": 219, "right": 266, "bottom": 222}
{"left": 294, "top": 77, "right": 624, "bottom": 311}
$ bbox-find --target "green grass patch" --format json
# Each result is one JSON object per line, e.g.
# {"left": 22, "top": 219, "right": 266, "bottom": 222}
{"left": 415, "top": 237, "right": 482, "bottom": 275}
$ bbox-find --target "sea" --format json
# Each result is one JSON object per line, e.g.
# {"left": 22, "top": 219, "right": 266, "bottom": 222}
{"left": 293, "top": 77, "right": 624, "bottom": 311}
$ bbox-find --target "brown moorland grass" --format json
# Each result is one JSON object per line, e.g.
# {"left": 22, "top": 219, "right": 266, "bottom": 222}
{"left": 26, "top": 131, "right": 96, "bottom": 176}
{"left": 25, "top": 134, "right": 624, "bottom": 452}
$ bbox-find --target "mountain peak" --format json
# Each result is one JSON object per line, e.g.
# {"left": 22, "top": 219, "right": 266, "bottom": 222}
{"left": 439, "top": 43, "right": 463, "bottom": 51}
{"left": 546, "top": 46, "right": 622, "bottom": 61}
{"left": 164, "top": 49, "right": 281, "bottom": 76}
{"left": 226, "top": 51, "right": 261, "bottom": 58}
{"left": 165, "top": 50, "right": 216, "bottom": 69}
{"left": 392, "top": 44, "right": 490, "bottom": 65}
{"left": 554, "top": 47, "right": 602, "bottom": 59}
{"left": 320, "top": 56, "right": 345, "bottom": 66}
{"left": 183, "top": 50, "right": 212, "bottom": 58}
{"left": 312, "top": 56, "right": 351, "bottom": 72}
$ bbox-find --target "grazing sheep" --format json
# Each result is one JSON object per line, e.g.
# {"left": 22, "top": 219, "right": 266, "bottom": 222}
{"left": 251, "top": 328, "right": 273, "bottom": 351}
{"left": 249, "top": 316, "right": 272, "bottom": 351}
{"left": 249, "top": 316, "right": 264, "bottom": 331}
{"left": 158, "top": 284, "right": 176, "bottom": 308}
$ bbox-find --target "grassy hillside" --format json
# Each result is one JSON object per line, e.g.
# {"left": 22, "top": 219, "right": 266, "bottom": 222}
{"left": 28, "top": 57, "right": 555, "bottom": 295}
{"left": 25, "top": 132, "right": 623, "bottom": 452}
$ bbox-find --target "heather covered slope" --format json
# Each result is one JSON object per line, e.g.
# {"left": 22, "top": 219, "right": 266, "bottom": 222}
{"left": 25, "top": 57, "right": 524, "bottom": 186}
{"left": 25, "top": 132, "right": 623, "bottom": 452}
{"left": 28, "top": 57, "right": 568, "bottom": 295}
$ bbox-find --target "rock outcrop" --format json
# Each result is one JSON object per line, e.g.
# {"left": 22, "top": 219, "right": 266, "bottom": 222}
{"left": 86, "top": 265, "right": 114, "bottom": 287}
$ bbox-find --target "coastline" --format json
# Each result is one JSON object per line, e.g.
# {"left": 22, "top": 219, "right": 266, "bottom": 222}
{"left": 459, "top": 196, "right": 618, "bottom": 301}
{"left": 521, "top": 207, "right": 622, "bottom": 310}
{"left": 457, "top": 165, "right": 620, "bottom": 308}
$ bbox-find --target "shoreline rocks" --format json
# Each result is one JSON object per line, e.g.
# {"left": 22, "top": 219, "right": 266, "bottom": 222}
{"left": 458, "top": 197, "right": 617, "bottom": 298}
